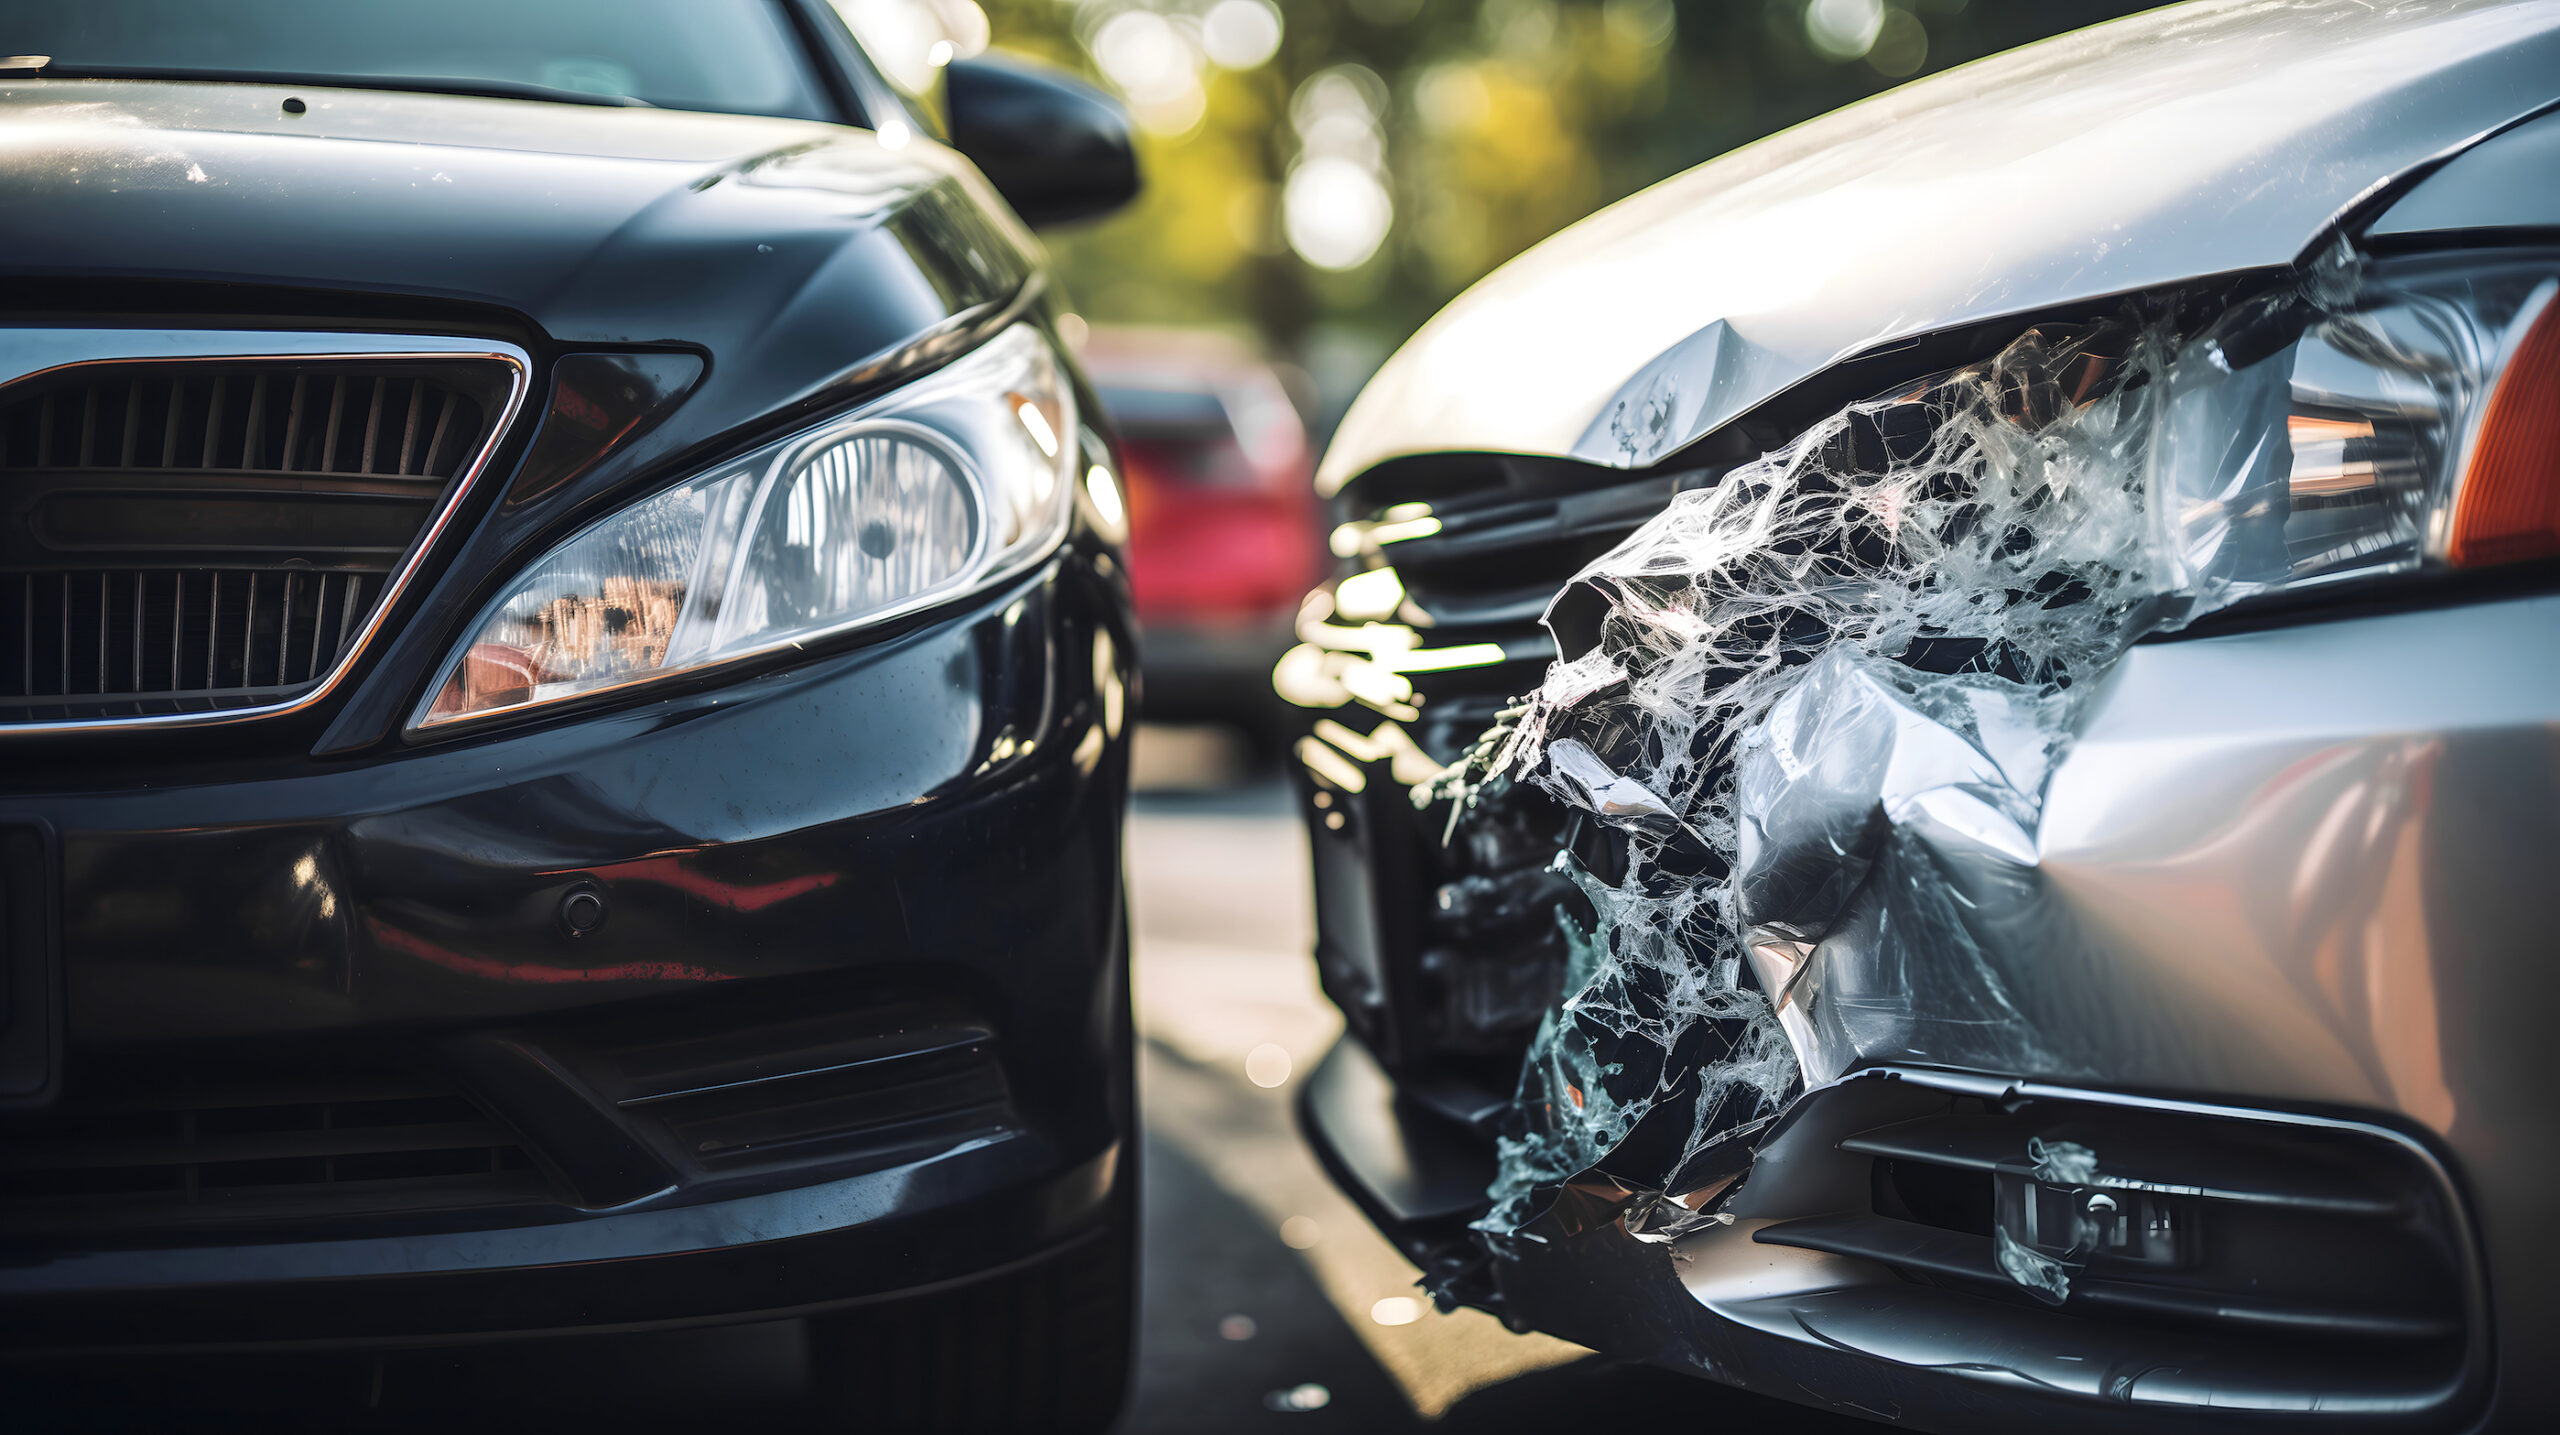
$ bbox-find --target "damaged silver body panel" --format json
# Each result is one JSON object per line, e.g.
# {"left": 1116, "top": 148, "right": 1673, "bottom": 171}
{"left": 2005, "top": 593, "right": 2560, "bottom": 1124}
{"left": 1672, "top": 590, "right": 2559, "bottom": 1419}
{"left": 1320, "top": 0, "right": 2560, "bottom": 491}
{"left": 1726, "top": 591, "right": 2560, "bottom": 1129}
{"left": 1287, "top": 1, "right": 2560, "bottom": 1429}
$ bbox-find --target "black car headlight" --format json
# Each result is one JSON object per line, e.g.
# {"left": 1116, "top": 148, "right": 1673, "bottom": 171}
{"left": 2157, "top": 247, "right": 2560, "bottom": 608}
{"left": 414, "top": 325, "right": 1073, "bottom": 729}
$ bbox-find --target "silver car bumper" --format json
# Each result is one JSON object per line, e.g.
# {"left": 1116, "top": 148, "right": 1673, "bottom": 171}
{"left": 1303, "top": 589, "right": 2558, "bottom": 1430}
{"left": 1671, "top": 588, "right": 2560, "bottom": 1429}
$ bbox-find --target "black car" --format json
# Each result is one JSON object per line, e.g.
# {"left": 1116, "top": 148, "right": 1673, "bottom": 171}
{"left": 0, "top": 2, "right": 1142, "bottom": 1427}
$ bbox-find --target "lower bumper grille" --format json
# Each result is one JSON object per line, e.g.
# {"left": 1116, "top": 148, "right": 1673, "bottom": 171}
{"left": 1655, "top": 1071, "right": 2493, "bottom": 1425}
{"left": 1747, "top": 1085, "right": 2479, "bottom": 1383}
{"left": 0, "top": 1070, "right": 548, "bottom": 1238}
{"left": 565, "top": 991, "right": 1019, "bottom": 1175}
{"left": 1289, "top": 454, "right": 1701, "bottom": 1082}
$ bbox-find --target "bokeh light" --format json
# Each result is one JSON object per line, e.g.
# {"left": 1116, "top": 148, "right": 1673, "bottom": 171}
{"left": 1370, "top": 1296, "right": 1424, "bottom": 1326}
{"left": 1200, "top": 0, "right": 1282, "bottom": 70}
{"left": 832, "top": 0, "right": 986, "bottom": 93}
{"left": 1245, "top": 1041, "right": 1295, "bottom": 1087}
{"left": 1090, "top": 8, "right": 1207, "bottom": 134}
{"left": 1284, "top": 158, "right": 1391, "bottom": 271}
{"left": 1805, "top": 0, "right": 1886, "bottom": 60}
{"left": 1283, "top": 66, "right": 1393, "bottom": 271}
{"left": 1870, "top": 8, "right": 1932, "bottom": 75}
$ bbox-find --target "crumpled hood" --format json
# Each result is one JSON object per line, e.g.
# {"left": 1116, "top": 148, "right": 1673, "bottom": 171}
{"left": 0, "top": 80, "right": 1036, "bottom": 371}
{"left": 1320, "top": 0, "right": 2560, "bottom": 494}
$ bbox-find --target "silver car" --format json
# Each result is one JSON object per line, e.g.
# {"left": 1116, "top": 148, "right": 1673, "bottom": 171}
{"left": 1282, "top": 1, "right": 2560, "bottom": 1429}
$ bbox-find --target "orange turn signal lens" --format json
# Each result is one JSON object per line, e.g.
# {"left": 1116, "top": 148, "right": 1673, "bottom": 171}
{"left": 2448, "top": 292, "right": 2560, "bottom": 568}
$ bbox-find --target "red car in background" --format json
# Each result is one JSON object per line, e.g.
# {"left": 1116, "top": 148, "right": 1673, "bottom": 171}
{"left": 1084, "top": 327, "right": 1323, "bottom": 746}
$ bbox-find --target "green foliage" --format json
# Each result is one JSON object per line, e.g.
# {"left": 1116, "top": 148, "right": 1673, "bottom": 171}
{"left": 983, "top": 0, "right": 2161, "bottom": 388}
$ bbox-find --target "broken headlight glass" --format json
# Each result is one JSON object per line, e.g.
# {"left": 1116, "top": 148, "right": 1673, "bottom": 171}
{"left": 2157, "top": 247, "right": 2560, "bottom": 608}
{"left": 415, "top": 325, "right": 1074, "bottom": 728}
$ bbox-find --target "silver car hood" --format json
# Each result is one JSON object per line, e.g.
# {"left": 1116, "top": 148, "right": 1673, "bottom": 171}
{"left": 1319, "top": 0, "right": 2560, "bottom": 494}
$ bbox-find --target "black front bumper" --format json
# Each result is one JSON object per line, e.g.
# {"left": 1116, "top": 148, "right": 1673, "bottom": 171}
{"left": 0, "top": 556, "right": 1137, "bottom": 1352}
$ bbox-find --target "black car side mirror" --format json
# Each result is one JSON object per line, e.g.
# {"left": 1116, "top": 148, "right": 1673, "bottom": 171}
{"left": 944, "top": 54, "right": 1140, "bottom": 228}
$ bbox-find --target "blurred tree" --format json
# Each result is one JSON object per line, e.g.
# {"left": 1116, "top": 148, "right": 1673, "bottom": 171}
{"left": 954, "top": 0, "right": 2165, "bottom": 417}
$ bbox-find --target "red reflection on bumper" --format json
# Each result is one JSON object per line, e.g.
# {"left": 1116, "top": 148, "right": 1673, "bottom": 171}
{"left": 366, "top": 915, "right": 737, "bottom": 984}
{"left": 588, "top": 855, "right": 841, "bottom": 912}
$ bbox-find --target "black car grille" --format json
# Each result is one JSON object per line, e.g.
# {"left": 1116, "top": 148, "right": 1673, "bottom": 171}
{"left": 0, "top": 1069, "right": 549, "bottom": 1238}
{"left": 5, "top": 567, "right": 378, "bottom": 712}
{"left": 0, "top": 359, "right": 510, "bottom": 722}
{"left": 1319, "top": 457, "right": 1703, "bottom": 758}
{"left": 0, "top": 367, "right": 488, "bottom": 481}
{"left": 1294, "top": 455, "right": 1705, "bottom": 1081}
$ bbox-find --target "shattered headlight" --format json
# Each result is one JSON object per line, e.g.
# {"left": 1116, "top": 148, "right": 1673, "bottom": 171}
{"left": 416, "top": 326, "right": 1073, "bottom": 729}
{"left": 2157, "top": 249, "right": 2560, "bottom": 609}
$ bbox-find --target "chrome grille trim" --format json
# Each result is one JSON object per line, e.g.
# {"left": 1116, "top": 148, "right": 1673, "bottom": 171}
{"left": 0, "top": 330, "right": 530, "bottom": 736}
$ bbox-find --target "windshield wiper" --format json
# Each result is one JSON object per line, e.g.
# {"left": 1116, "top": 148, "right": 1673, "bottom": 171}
{"left": 15, "top": 63, "right": 656, "bottom": 108}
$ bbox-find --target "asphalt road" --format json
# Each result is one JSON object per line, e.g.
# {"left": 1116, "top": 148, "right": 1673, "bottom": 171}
{"left": 12, "top": 738, "right": 1863, "bottom": 1433}
{"left": 1112, "top": 770, "right": 1862, "bottom": 1434}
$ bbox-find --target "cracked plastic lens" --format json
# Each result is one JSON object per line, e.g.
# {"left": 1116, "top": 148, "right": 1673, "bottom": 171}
{"left": 421, "top": 325, "right": 1073, "bottom": 726}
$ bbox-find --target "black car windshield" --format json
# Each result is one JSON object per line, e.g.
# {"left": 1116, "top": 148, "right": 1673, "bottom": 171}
{"left": 0, "top": 0, "right": 836, "bottom": 120}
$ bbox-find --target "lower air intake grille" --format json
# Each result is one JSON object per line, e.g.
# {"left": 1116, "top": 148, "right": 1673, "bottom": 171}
{"left": 1760, "top": 1094, "right": 2476, "bottom": 1347}
{"left": 0, "top": 1069, "right": 550, "bottom": 1238}
{"left": 0, "top": 354, "right": 515, "bottom": 725}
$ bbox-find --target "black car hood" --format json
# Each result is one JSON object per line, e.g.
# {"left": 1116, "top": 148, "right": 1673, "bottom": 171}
{"left": 0, "top": 80, "right": 1039, "bottom": 392}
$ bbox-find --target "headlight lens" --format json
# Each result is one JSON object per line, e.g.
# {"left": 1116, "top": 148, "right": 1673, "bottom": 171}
{"left": 417, "top": 324, "right": 1073, "bottom": 728}
{"left": 2156, "top": 248, "right": 2560, "bottom": 608}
